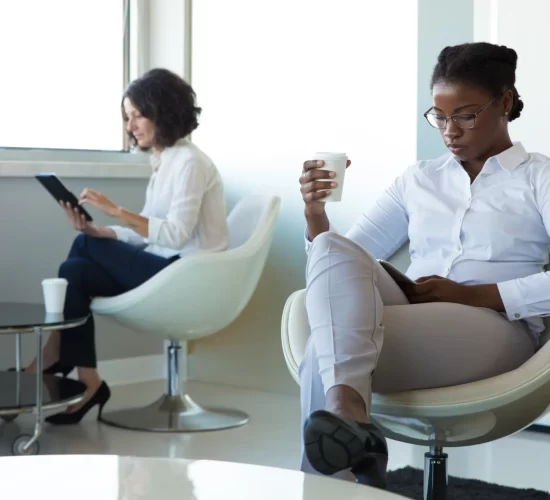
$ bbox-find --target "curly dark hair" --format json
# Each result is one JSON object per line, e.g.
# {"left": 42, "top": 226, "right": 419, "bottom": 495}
{"left": 122, "top": 68, "right": 202, "bottom": 150}
{"left": 431, "top": 42, "right": 524, "bottom": 122}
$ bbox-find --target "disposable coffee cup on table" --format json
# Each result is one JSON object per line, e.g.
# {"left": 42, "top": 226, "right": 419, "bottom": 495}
{"left": 42, "top": 278, "right": 68, "bottom": 314}
{"left": 313, "top": 152, "right": 348, "bottom": 202}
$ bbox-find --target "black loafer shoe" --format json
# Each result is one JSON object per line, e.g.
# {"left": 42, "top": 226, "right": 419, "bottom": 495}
{"left": 304, "top": 409, "right": 388, "bottom": 489}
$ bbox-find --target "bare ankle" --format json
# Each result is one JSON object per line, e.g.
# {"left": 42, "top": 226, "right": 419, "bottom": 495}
{"left": 77, "top": 367, "right": 102, "bottom": 390}
{"left": 326, "top": 385, "right": 369, "bottom": 423}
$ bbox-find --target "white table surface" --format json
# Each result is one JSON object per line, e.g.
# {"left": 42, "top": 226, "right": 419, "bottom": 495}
{"left": 0, "top": 455, "right": 409, "bottom": 499}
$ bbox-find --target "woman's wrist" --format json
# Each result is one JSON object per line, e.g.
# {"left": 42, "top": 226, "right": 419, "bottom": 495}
{"left": 110, "top": 205, "right": 124, "bottom": 220}
{"left": 114, "top": 207, "right": 150, "bottom": 238}
{"left": 465, "top": 284, "right": 505, "bottom": 312}
{"left": 101, "top": 227, "right": 117, "bottom": 239}
{"left": 305, "top": 209, "right": 330, "bottom": 241}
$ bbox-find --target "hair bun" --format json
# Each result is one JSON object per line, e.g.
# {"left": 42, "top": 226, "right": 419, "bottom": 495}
{"left": 502, "top": 46, "right": 518, "bottom": 69}
{"left": 509, "top": 93, "right": 524, "bottom": 122}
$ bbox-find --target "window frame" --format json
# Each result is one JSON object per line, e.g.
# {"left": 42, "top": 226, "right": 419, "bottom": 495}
{"left": 0, "top": 0, "right": 151, "bottom": 177}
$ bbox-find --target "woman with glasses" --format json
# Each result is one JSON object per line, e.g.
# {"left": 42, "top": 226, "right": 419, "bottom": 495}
{"left": 297, "top": 42, "right": 548, "bottom": 488}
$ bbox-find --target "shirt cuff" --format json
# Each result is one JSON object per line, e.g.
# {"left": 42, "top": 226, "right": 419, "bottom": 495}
{"left": 497, "top": 279, "right": 529, "bottom": 321}
{"left": 305, "top": 228, "right": 313, "bottom": 253}
{"left": 147, "top": 216, "right": 164, "bottom": 245}
{"left": 108, "top": 225, "right": 131, "bottom": 243}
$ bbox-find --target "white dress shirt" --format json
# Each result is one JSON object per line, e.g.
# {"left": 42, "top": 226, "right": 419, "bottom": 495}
{"left": 109, "top": 138, "right": 229, "bottom": 258}
{"left": 307, "top": 143, "right": 550, "bottom": 338}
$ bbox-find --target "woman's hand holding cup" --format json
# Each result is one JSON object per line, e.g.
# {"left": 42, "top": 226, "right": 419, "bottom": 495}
{"left": 299, "top": 156, "right": 351, "bottom": 216}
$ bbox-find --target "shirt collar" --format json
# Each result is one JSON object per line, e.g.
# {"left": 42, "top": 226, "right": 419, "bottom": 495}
{"left": 149, "top": 137, "right": 189, "bottom": 172}
{"left": 437, "top": 142, "right": 529, "bottom": 173}
{"left": 495, "top": 142, "right": 529, "bottom": 171}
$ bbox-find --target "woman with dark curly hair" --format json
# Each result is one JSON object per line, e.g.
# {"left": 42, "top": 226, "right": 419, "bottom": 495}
{"left": 23, "top": 68, "right": 229, "bottom": 424}
{"left": 298, "top": 42, "right": 548, "bottom": 487}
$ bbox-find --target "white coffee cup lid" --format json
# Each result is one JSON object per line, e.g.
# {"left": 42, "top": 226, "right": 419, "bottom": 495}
{"left": 313, "top": 152, "right": 347, "bottom": 160}
{"left": 42, "top": 278, "right": 68, "bottom": 285}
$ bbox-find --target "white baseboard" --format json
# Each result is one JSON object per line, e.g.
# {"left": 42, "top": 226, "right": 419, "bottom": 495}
{"left": 98, "top": 354, "right": 165, "bottom": 386}
{"left": 63, "top": 354, "right": 165, "bottom": 386}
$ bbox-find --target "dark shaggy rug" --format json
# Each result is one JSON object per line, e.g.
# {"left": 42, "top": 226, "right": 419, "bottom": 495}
{"left": 387, "top": 467, "right": 550, "bottom": 499}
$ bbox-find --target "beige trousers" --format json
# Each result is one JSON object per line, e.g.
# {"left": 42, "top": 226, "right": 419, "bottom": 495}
{"left": 299, "top": 232, "right": 535, "bottom": 474}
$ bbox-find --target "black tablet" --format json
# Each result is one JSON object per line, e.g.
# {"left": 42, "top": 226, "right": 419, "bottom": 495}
{"left": 379, "top": 260, "right": 415, "bottom": 288}
{"left": 35, "top": 173, "right": 93, "bottom": 221}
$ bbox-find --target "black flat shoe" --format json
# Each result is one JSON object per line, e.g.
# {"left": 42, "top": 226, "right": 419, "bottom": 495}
{"left": 8, "top": 361, "right": 74, "bottom": 378}
{"left": 45, "top": 381, "right": 111, "bottom": 426}
{"left": 303, "top": 409, "right": 388, "bottom": 489}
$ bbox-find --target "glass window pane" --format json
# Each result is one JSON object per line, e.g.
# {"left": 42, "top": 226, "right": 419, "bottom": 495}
{"left": 0, "top": 0, "right": 125, "bottom": 151}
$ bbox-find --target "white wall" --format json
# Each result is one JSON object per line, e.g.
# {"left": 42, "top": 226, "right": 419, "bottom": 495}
{"left": 417, "top": 0, "right": 473, "bottom": 159}
{"left": 148, "top": 0, "right": 188, "bottom": 78}
{"left": 192, "top": 0, "right": 418, "bottom": 239}
{"left": 187, "top": 0, "right": 418, "bottom": 393}
{"left": 474, "top": 0, "right": 550, "bottom": 157}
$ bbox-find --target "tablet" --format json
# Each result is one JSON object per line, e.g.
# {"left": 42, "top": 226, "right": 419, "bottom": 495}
{"left": 379, "top": 260, "right": 415, "bottom": 287}
{"left": 35, "top": 173, "right": 93, "bottom": 221}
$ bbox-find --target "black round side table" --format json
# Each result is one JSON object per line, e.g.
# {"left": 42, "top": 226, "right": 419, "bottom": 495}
{"left": 0, "top": 302, "right": 88, "bottom": 455}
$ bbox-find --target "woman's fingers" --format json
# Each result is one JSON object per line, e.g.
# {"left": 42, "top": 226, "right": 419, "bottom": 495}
{"left": 300, "top": 180, "right": 338, "bottom": 193}
{"left": 60, "top": 200, "right": 87, "bottom": 231}
{"left": 415, "top": 275, "right": 444, "bottom": 283}
{"left": 303, "top": 190, "right": 332, "bottom": 202}
{"left": 299, "top": 168, "right": 336, "bottom": 184}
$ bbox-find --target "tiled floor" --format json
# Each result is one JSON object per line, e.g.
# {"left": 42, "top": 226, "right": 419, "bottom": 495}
{"left": 1, "top": 380, "right": 549, "bottom": 493}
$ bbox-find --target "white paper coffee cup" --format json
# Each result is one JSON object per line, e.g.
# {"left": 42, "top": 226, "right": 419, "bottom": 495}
{"left": 42, "top": 278, "right": 68, "bottom": 314}
{"left": 313, "top": 152, "right": 348, "bottom": 202}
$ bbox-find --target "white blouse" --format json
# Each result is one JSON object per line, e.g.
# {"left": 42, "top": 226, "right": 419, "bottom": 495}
{"left": 307, "top": 143, "right": 550, "bottom": 338}
{"left": 109, "top": 139, "right": 229, "bottom": 258}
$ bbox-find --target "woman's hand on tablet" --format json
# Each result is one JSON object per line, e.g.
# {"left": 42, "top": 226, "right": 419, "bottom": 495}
{"left": 406, "top": 276, "right": 468, "bottom": 305}
{"left": 60, "top": 202, "right": 115, "bottom": 239}
{"left": 79, "top": 188, "right": 120, "bottom": 217}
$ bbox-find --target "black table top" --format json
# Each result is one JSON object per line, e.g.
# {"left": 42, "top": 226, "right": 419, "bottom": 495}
{"left": 0, "top": 302, "right": 88, "bottom": 334}
{"left": 0, "top": 372, "right": 86, "bottom": 413}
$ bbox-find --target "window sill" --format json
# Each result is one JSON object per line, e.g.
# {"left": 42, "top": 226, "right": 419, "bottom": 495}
{"left": 0, "top": 160, "right": 151, "bottom": 179}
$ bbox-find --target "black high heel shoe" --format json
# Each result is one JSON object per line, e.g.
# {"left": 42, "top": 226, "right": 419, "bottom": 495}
{"left": 303, "top": 410, "right": 388, "bottom": 489}
{"left": 8, "top": 361, "right": 74, "bottom": 378}
{"left": 45, "top": 381, "right": 111, "bottom": 426}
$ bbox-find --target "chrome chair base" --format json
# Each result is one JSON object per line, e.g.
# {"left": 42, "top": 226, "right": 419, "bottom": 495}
{"left": 99, "top": 393, "right": 249, "bottom": 432}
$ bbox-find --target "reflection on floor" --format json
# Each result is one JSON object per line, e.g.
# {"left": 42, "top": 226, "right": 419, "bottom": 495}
{"left": 1, "top": 380, "right": 549, "bottom": 493}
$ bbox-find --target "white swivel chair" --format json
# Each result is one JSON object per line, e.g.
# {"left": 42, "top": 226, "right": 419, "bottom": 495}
{"left": 282, "top": 289, "right": 550, "bottom": 500}
{"left": 91, "top": 195, "right": 281, "bottom": 432}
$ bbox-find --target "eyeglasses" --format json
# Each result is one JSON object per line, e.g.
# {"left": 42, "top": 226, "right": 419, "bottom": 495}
{"left": 424, "top": 96, "right": 498, "bottom": 130}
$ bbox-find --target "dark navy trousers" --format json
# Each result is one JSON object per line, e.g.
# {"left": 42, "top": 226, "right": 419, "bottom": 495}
{"left": 58, "top": 234, "right": 178, "bottom": 368}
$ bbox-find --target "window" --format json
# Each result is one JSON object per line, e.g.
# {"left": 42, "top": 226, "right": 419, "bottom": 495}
{"left": 0, "top": 0, "right": 128, "bottom": 152}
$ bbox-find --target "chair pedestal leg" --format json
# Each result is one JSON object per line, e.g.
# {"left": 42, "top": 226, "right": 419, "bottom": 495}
{"left": 99, "top": 341, "right": 249, "bottom": 432}
{"left": 424, "top": 446, "right": 448, "bottom": 500}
